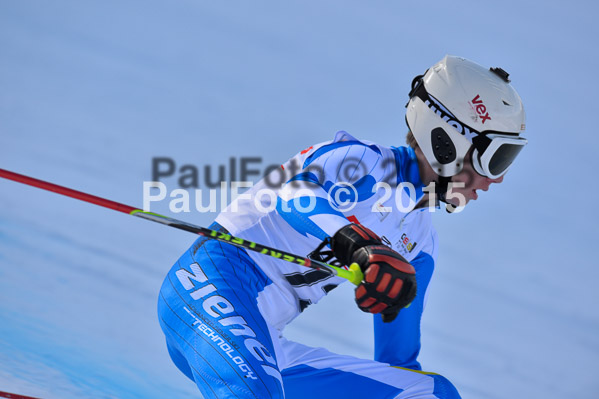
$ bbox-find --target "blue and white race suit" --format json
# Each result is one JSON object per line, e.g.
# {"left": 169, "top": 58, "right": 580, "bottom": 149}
{"left": 158, "top": 131, "right": 461, "bottom": 398}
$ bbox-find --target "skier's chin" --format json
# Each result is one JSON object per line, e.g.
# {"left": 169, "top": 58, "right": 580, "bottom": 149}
{"left": 446, "top": 193, "right": 474, "bottom": 208}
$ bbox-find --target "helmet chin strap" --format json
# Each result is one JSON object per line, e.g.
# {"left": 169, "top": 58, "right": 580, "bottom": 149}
{"left": 435, "top": 175, "right": 458, "bottom": 213}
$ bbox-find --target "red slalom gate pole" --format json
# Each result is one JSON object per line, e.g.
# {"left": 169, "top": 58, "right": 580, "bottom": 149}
{"left": 0, "top": 169, "right": 137, "bottom": 214}
{"left": 0, "top": 390, "right": 41, "bottom": 399}
{"left": 0, "top": 168, "right": 363, "bottom": 285}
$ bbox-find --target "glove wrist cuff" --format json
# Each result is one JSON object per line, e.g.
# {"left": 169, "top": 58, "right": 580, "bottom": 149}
{"left": 330, "top": 223, "right": 382, "bottom": 266}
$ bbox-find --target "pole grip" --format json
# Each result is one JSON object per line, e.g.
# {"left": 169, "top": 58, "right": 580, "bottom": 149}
{"left": 331, "top": 263, "right": 364, "bottom": 286}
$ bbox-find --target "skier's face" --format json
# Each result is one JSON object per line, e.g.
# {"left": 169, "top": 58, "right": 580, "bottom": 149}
{"left": 447, "top": 151, "right": 504, "bottom": 206}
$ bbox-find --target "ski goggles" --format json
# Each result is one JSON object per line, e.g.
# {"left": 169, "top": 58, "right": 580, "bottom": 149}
{"left": 470, "top": 133, "right": 527, "bottom": 179}
{"left": 409, "top": 77, "right": 527, "bottom": 179}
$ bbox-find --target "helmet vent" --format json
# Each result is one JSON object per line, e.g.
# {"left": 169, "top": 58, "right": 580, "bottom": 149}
{"left": 431, "top": 128, "right": 457, "bottom": 165}
{"left": 502, "top": 100, "right": 511, "bottom": 106}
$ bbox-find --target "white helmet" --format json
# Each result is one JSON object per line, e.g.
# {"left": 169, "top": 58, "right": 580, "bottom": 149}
{"left": 406, "top": 55, "right": 527, "bottom": 180}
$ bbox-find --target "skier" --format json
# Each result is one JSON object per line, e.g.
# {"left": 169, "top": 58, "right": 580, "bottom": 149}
{"left": 157, "top": 55, "right": 527, "bottom": 398}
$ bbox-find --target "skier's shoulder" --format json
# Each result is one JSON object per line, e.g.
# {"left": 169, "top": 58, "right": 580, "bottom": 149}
{"left": 299, "top": 131, "right": 393, "bottom": 165}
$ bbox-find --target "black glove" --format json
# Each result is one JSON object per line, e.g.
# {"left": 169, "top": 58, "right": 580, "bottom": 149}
{"left": 331, "top": 224, "right": 417, "bottom": 323}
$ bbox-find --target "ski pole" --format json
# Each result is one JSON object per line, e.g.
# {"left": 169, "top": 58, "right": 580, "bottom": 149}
{"left": 0, "top": 168, "right": 364, "bottom": 285}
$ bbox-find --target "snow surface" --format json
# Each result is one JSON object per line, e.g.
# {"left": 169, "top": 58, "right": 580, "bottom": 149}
{"left": 1, "top": 1, "right": 598, "bottom": 398}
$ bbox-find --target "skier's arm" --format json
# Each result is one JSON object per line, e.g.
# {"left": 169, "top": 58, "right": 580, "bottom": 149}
{"left": 373, "top": 250, "right": 435, "bottom": 370}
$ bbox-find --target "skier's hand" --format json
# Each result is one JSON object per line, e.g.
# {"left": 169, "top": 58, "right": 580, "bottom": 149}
{"left": 350, "top": 245, "right": 416, "bottom": 322}
{"left": 331, "top": 224, "right": 417, "bottom": 323}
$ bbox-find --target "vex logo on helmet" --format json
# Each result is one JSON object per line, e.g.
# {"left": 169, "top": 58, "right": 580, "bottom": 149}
{"left": 470, "top": 95, "right": 491, "bottom": 124}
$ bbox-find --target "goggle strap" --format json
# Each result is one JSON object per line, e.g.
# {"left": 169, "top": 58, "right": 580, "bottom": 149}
{"left": 408, "top": 74, "right": 425, "bottom": 99}
{"left": 472, "top": 134, "right": 493, "bottom": 154}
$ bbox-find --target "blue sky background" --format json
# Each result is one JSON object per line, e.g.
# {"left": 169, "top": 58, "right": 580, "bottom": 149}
{"left": 1, "top": 1, "right": 598, "bottom": 398}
